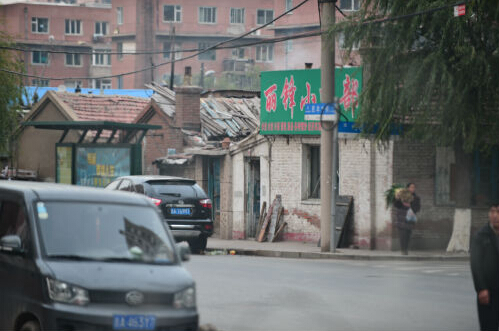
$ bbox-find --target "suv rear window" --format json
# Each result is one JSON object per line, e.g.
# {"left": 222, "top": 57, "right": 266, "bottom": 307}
{"left": 148, "top": 180, "right": 206, "bottom": 198}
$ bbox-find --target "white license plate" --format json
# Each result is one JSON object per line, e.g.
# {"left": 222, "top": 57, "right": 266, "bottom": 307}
{"left": 113, "top": 315, "right": 156, "bottom": 330}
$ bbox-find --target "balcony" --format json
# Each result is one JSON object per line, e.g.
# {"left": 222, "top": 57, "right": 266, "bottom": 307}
{"left": 222, "top": 58, "right": 255, "bottom": 73}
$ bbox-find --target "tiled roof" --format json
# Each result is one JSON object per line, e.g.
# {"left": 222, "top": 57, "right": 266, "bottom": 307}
{"left": 55, "top": 92, "right": 149, "bottom": 124}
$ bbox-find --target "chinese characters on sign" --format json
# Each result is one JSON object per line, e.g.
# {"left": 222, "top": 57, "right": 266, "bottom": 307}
{"left": 260, "top": 67, "right": 362, "bottom": 135}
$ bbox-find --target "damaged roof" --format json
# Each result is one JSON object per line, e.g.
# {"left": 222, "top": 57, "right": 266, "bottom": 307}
{"left": 145, "top": 82, "right": 260, "bottom": 142}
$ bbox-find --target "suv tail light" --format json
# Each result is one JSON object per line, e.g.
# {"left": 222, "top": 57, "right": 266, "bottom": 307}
{"left": 199, "top": 199, "right": 212, "bottom": 209}
{"left": 149, "top": 197, "right": 162, "bottom": 206}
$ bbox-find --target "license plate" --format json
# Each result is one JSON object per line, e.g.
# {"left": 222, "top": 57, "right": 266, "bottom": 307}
{"left": 171, "top": 207, "right": 191, "bottom": 215}
{"left": 113, "top": 315, "right": 156, "bottom": 330}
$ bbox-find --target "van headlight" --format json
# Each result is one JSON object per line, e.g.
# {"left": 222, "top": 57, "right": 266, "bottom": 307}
{"left": 173, "top": 286, "right": 196, "bottom": 309}
{"left": 46, "top": 278, "right": 89, "bottom": 306}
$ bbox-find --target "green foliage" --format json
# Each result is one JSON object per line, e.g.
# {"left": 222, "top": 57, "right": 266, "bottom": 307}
{"left": 333, "top": 0, "right": 499, "bottom": 152}
{"left": 384, "top": 183, "right": 405, "bottom": 209}
{"left": 0, "top": 31, "right": 23, "bottom": 155}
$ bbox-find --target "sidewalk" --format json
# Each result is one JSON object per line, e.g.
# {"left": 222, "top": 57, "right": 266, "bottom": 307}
{"left": 206, "top": 237, "right": 470, "bottom": 262}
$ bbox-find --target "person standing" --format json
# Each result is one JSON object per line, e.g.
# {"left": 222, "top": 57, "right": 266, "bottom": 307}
{"left": 470, "top": 203, "right": 499, "bottom": 331}
{"left": 394, "top": 183, "right": 421, "bottom": 255}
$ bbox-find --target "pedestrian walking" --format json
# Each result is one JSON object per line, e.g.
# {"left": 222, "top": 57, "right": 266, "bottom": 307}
{"left": 394, "top": 183, "right": 421, "bottom": 255}
{"left": 470, "top": 203, "right": 499, "bottom": 331}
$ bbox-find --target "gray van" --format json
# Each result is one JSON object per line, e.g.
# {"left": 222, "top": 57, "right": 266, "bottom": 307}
{"left": 0, "top": 181, "right": 198, "bottom": 331}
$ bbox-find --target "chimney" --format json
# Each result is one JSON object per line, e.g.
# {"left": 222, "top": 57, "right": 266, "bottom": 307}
{"left": 175, "top": 66, "right": 201, "bottom": 131}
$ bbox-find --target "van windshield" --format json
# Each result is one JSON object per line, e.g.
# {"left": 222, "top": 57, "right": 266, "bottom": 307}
{"left": 35, "top": 201, "right": 176, "bottom": 264}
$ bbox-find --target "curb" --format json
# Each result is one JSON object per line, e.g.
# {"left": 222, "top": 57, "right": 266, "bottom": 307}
{"left": 205, "top": 247, "right": 470, "bottom": 262}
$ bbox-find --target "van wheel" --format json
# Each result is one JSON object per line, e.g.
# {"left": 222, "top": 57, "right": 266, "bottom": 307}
{"left": 188, "top": 236, "right": 207, "bottom": 254}
{"left": 20, "top": 321, "right": 40, "bottom": 331}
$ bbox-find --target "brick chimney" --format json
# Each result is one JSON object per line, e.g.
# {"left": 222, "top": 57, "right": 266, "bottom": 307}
{"left": 174, "top": 66, "right": 202, "bottom": 131}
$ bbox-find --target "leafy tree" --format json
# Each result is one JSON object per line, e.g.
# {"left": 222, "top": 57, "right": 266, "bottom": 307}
{"left": 335, "top": 0, "right": 499, "bottom": 153}
{"left": 0, "top": 31, "right": 23, "bottom": 156}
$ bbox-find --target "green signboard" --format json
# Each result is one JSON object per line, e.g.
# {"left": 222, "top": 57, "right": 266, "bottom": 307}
{"left": 260, "top": 67, "right": 362, "bottom": 135}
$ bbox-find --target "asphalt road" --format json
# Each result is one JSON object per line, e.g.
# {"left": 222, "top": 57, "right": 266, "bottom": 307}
{"left": 185, "top": 255, "right": 478, "bottom": 331}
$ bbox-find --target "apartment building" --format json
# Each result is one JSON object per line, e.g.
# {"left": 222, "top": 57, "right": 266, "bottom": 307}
{"left": 1, "top": 0, "right": 112, "bottom": 88}
{"left": 1, "top": 0, "right": 360, "bottom": 90}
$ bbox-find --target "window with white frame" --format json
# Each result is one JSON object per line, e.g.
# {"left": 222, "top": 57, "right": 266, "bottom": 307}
{"left": 164, "top": 5, "right": 181, "bottom": 22}
{"left": 285, "top": 0, "right": 293, "bottom": 12}
{"left": 255, "top": 45, "right": 273, "bottom": 62}
{"left": 199, "top": 7, "right": 217, "bottom": 24}
{"left": 65, "top": 53, "right": 81, "bottom": 66}
{"left": 198, "top": 42, "right": 216, "bottom": 61}
{"left": 117, "top": 7, "right": 123, "bottom": 25}
{"left": 32, "top": 51, "right": 48, "bottom": 64}
{"left": 93, "top": 78, "right": 112, "bottom": 89}
{"left": 338, "top": 32, "right": 360, "bottom": 50}
{"left": 32, "top": 79, "right": 50, "bottom": 87}
{"left": 65, "top": 19, "right": 82, "bottom": 35}
{"left": 339, "top": 0, "right": 360, "bottom": 11}
{"left": 93, "top": 50, "right": 111, "bottom": 66}
{"left": 94, "top": 21, "right": 108, "bottom": 36}
{"left": 31, "top": 17, "right": 49, "bottom": 33}
{"left": 163, "top": 42, "right": 182, "bottom": 60}
{"left": 230, "top": 8, "right": 245, "bottom": 24}
{"left": 257, "top": 9, "right": 273, "bottom": 25}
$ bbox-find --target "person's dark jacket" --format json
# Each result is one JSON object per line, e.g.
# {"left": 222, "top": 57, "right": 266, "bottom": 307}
{"left": 394, "top": 193, "right": 420, "bottom": 229}
{"left": 470, "top": 224, "right": 499, "bottom": 293}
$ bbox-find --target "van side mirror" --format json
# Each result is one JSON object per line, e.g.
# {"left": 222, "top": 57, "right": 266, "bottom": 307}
{"left": 176, "top": 244, "right": 191, "bottom": 262}
{"left": 0, "top": 235, "right": 23, "bottom": 253}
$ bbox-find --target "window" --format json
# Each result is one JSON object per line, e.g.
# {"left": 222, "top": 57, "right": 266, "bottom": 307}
{"left": 230, "top": 8, "right": 245, "bottom": 24}
{"left": 31, "top": 17, "right": 48, "bottom": 33}
{"left": 32, "top": 51, "right": 48, "bottom": 64}
{"left": 117, "top": 42, "right": 123, "bottom": 60}
{"left": 232, "top": 48, "right": 245, "bottom": 59}
{"left": 286, "top": 40, "right": 293, "bottom": 52}
{"left": 93, "top": 50, "right": 111, "bottom": 66}
{"left": 64, "top": 80, "right": 82, "bottom": 88}
{"left": 285, "top": 0, "right": 293, "bottom": 11}
{"left": 338, "top": 32, "right": 360, "bottom": 50}
{"left": 65, "top": 19, "right": 82, "bottom": 35}
{"left": 93, "top": 78, "right": 112, "bottom": 89}
{"left": 65, "top": 53, "right": 81, "bottom": 66}
{"left": 117, "top": 7, "right": 123, "bottom": 25}
{"left": 163, "top": 42, "right": 182, "bottom": 60}
{"left": 32, "top": 79, "right": 50, "bottom": 87}
{"left": 257, "top": 9, "right": 273, "bottom": 25}
{"left": 164, "top": 5, "right": 181, "bottom": 22}
{"left": 117, "top": 75, "right": 123, "bottom": 89}
{"left": 255, "top": 45, "right": 273, "bottom": 62}
{"left": 309, "top": 146, "right": 321, "bottom": 199}
{"left": 199, "top": 7, "right": 217, "bottom": 24}
{"left": 94, "top": 21, "right": 108, "bottom": 36}
{"left": 0, "top": 200, "right": 29, "bottom": 249}
{"left": 198, "top": 42, "right": 216, "bottom": 61}
{"left": 339, "top": 0, "right": 360, "bottom": 11}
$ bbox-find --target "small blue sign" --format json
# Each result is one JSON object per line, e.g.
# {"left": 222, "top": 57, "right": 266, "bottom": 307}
{"left": 304, "top": 103, "right": 337, "bottom": 121}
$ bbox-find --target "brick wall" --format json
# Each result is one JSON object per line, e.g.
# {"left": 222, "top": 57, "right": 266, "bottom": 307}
{"left": 174, "top": 86, "right": 202, "bottom": 131}
{"left": 393, "top": 141, "right": 454, "bottom": 250}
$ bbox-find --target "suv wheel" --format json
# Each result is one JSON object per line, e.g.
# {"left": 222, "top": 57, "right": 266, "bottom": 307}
{"left": 188, "top": 236, "right": 207, "bottom": 254}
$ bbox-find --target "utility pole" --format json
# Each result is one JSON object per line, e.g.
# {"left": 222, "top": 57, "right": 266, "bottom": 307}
{"left": 319, "top": 0, "right": 336, "bottom": 252}
{"left": 169, "top": 26, "right": 176, "bottom": 89}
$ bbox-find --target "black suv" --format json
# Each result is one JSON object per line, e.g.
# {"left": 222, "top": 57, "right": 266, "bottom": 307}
{"left": 106, "top": 176, "right": 214, "bottom": 253}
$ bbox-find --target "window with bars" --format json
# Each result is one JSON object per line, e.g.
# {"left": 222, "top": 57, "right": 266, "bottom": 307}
{"left": 31, "top": 17, "right": 49, "bottom": 33}
{"left": 230, "top": 8, "right": 245, "bottom": 24}
{"left": 257, "top": 9, "right": 273, "bottom": 25}
{"left": 164, "top": 5, "right": 182, "bottom": 22}
{"left": 199, "top": 7, "right": 217, "bottom": 24}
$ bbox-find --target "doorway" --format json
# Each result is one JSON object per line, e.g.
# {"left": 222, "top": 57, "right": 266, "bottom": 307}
{"left": 245, "top": 158, "right": 261, "bottom": 238}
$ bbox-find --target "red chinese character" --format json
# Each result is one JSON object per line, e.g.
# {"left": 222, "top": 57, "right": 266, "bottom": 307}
{"left": 264, "top": 84, "right": 277, "bottom": 113}
{"left": 339, "top": 74, "right": 360, "bottom": 118}
{"left": 280, "top": 76, "right": 297, "bottom": 118}
{"left": 300, "top": 82, "right": 317, "bottom": 110}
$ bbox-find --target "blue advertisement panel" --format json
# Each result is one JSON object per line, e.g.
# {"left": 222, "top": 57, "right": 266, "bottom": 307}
{"left": 76, "top": 146, "right": 131, "bottom": 187}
